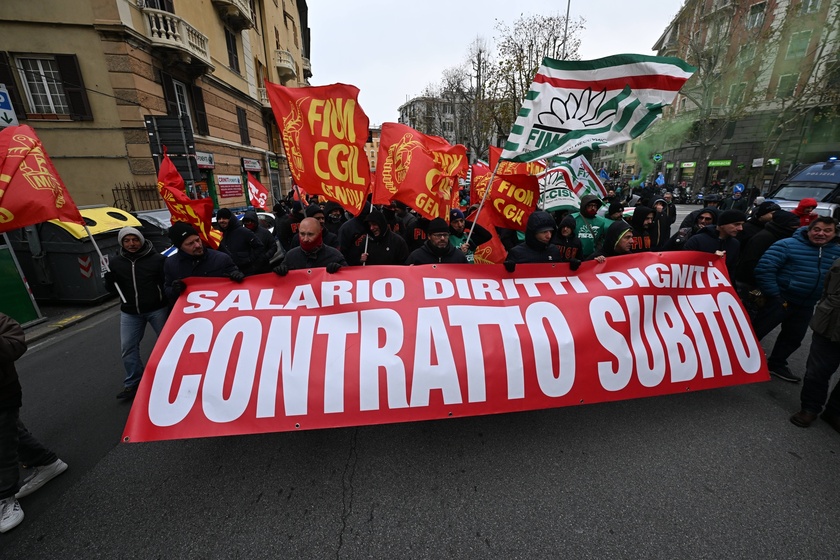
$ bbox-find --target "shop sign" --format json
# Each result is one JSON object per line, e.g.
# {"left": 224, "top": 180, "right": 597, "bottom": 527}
{"left": 217, "top": 174, "right": 244, "bottom": 198}
{"left": 196, "top": 151, "right": 215, "bottom": 169}
{"left": 680, "top": 162, "right": 696, "bottom": 168}
{"left": 242, "top": 158, "right": 262, "bottom": 172}
{"left": 707, "top": 159, "right": 732, "bottom": 167}
{"left": 666, "top": 163, "right": 675, "bottom": 169}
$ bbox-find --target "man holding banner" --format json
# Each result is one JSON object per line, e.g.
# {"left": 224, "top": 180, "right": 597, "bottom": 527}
{"left": 164, "top": 222, "right": 244, "bottom": 303}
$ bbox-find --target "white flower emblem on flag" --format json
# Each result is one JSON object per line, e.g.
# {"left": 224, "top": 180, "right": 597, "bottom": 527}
{"left": 502, "top": 54, "right": 695, "bottom": 163}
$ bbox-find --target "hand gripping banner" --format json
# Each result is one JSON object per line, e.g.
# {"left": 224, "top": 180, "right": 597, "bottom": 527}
{"left": 123, "top": 252, "right": 769, "bottom": 442}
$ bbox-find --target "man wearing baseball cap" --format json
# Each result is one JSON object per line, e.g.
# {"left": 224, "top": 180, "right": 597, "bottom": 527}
{"left": 448, "top": 208, "right": 490, "bottom": 263}
{"left": 163, "top": 222, "right": 244, "bottom": 303}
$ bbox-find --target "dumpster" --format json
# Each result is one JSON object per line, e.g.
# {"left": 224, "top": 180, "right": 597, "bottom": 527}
{"left": 6, "top": 207, "right": 142, "bottom": 303}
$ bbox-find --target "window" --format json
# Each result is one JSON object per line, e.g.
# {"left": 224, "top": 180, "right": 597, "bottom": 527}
{"left": 146, "top": 0, "right": 174, "bottom": 12}
{"left": 776, "top": 74, "right": 799, "bottom": 98}
{"left": 728, "top": 82, "right": 747, "bottom": 106}
{"left": 786, "top": 31, "right": 811, "bottom": 59}
{"left": 737, "top": 44, "right": 756, "bottom": 68}
{"left": 800, "top": 0, "right": 820, "bottom": 14}
{"left": 161, "top": 72, "right": 208, "bottom": 135}
{"left": 274, "top": 27, "right": 280, "bottom": 49}
{"left": 237, "top": 107, "right": 250, "bottom": 145}
{"left": 171, "top": 80, "right": 191, "bottom": 119}
{"left": 746, "top": 2, "right": 765, "bottom": 29}
{"left": 225, "top": 26, "right": 240, "bottom": 73}
{"left": 8, "top": 54, "right": 92, "bottom": 120}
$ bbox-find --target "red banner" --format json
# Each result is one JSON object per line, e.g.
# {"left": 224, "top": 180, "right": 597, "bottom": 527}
{"left": 373, "top": 123, "right": 467, "bottom": 221}
{"left": 469, "top": 207, "right": 507, "bottom": 264}
{"left": 469, "top": 163, "right": 539, "bottom": 231}
{"left": 247, "top": 172, "right": 269, "bottom": 209}
{"left": 0, "top": 125, "right": 84, "bottom": 232}
{"left": 266, "top": 81, "right": 370, "bottom": 215}
{"left": 157, "top": 152, "right": 222, "bottom": 249}
{"left": 123, "top": 252, "right": 768, "bottom": 442}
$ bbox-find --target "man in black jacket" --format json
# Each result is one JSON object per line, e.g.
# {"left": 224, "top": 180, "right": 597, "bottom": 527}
{"left": 406, "top": 218, "right": 469, "bottom": 264}
{"left": 273, "top": 217, "right": 347, "bottom": 274}
{"left": 360, "top": 210, "right": 409, "bottom": 265}
{"left": 216, "top": 208, "right": 266, "bottom": 276}
{"left": 504, "top": 211, "right": 564, "bottom": 268}
{"left": 164, "top": 222, "right": 244, "bottom": 303}
{"left": 241, "top": 210, "right": 277, "bottom": 272}
{"left": 104, "top": 227, "right": 169, "bottom": 400}
{"left": 683, "top": 209, "right": 746, "bottom": 278}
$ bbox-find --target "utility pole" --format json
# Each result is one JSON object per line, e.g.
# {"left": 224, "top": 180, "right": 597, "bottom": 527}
{"left": 561, "top": 0, "right": 572, "bottom": 59}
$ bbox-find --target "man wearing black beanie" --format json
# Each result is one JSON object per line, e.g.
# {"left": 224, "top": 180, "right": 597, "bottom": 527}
{"left": 683, "top": 209, "right": 746, "bottom": 277}
{"left": 406, "top": 218, "right": 469, "bottom": 264}
{"left": 163, "top": 221, "right": 243, "bottom": 303}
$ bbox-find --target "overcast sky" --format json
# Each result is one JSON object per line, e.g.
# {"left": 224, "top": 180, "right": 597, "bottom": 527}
{"left": 308, "top": 0, "right": 686, "bottom": 126}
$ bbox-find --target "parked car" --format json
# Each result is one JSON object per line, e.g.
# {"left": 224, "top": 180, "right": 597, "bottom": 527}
{"left": 765, "top": 158, "right": 840, "bottom": 220}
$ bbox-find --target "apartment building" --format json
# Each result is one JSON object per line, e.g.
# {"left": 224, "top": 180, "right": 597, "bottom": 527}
{"left": 0, "top": 0, "right": 311, "bottom": 210}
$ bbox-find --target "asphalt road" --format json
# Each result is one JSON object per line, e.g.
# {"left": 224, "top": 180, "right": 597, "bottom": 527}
{"left": 3, "top": 205, "right": 839, "bottom": 558}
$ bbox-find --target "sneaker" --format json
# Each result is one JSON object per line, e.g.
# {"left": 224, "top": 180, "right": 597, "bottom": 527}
{"left": 769, "top": 364, "right": 801, "bottom": 383}
{"left": 15, "top": 459, "right": 68, "bottom": 499}
{"left": 790, "top": 410, "right": 819, "bottom": 427}
{"left": 116, "top": 386, "right": 137, "bottom": 400}
{"left": 0, "top": 497, "right": 23, "bottom": 533}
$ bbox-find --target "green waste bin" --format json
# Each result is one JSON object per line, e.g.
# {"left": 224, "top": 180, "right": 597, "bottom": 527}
{"left": 7, "top": 207, "right": 142, "bottom": 303}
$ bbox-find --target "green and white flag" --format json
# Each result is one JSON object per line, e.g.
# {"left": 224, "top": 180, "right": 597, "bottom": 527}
{"left": 502, "top": 54, "right": 695, "bottom": 163}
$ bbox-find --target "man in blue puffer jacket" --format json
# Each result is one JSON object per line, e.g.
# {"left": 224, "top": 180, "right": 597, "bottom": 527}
{"left": 753, "top": 217, "right": 840, "bottom": 382}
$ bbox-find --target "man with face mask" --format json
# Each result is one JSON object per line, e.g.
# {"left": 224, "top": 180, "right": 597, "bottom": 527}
{"left": 323, "top": 201, "right": 346, "bottom": 235}
{"left": 571, "top": 194, "right": 610, "bottom": 258}
{"left": 273, "top": 218, "right": 347, "bottom": 275}
{"left": 406, "top": 218, "right": 468, "bottom": 264}
{"left": 240, "top": 211, "right": 276, "bottom": 273}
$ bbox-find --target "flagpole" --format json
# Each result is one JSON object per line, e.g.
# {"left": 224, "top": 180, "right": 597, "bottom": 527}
{"left": 84, "top": 224, "right": 126, "bottom": 304}
{"left": 464, "top": 160, "right": 502, "bottom": 248}
{"left": 562, "top": 0, "right": 572, "bottom": 59}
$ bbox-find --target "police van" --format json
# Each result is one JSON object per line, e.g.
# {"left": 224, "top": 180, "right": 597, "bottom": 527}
{"left": 765, "top": 158, "right": 840, "bottom": 220}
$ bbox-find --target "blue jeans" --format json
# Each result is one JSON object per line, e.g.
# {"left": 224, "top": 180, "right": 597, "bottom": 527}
{"left": 120, "top": 307, "right": 168, "bottom": 389}
{"left": 752, "top": 301, "right": 814, "bottom": 368}
{"left": 0, "top": 408, "right": 57, "bottom": 499}
{"left": 800, "top": 332, "right": 840, "bottom": 416}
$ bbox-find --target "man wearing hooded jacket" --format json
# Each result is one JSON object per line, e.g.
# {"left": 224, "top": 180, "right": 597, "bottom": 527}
{"left": 360, "top": 210, "right": 409, "bottom": 265}
{"left": 104, "top": 227, "right": 168, "bottom": 400}
{"left": 504, "top": 211, "right": 564, "bottom": 268}
{"left": 216, "top": 208, "right": 266, "bottom": 276}
{"left": 241, "top": 210, "right": 277, "bottom": 272}
{"left": 571, "top": 194, "right": 610, "bottom": 258}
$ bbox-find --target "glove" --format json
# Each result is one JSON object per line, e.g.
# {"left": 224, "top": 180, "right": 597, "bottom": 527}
{"left": 229, "top": 270, "right": 245, "bottom": 283}
{"left": 504, "top": 261, "right": 516, "bottom": 273}
{"left": 171, "top": 279, "right": 186, "bottom": 295}
{"left": 103, "top": 271, "right": 115, "bottom": 283}
{"left": 326, "top": 262, "right": 342, "bottom": 274}
{"left": 273, "top": 263, "right": 289, "bottom": 277}
{"left": 569, "top": 258, "right": 582, "bottom": 272}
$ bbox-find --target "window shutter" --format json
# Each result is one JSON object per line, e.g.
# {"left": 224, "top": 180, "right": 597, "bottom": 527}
{"left": 55, "top": 54, "right": 92, "bottom": 121}
{"left": 160, "top": 71, "right": 179, "bottom": 116}
{"left": 0, "top": 52, "right": 26, "bottom": 117}
{"left": 191, "top": 84, "right": 209, "bottom": 135}
{"left": 237, "top": 106, "right": 250, "bottom": 145}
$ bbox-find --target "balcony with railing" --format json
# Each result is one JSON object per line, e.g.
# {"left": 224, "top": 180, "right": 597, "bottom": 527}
{"left": 274, "top": 49, "right": 297, "bottom": 80}
{"left": 140, "top": 7, "right": 213, "bottom": 72}
{"left": 211, "top": 0, "right": 254, "bottom": 31}
{"left": 302, "top": 57, "right": 312, "bottom": 79}
{"left": 258, "top": 87, "right": 271, "bottom": 108}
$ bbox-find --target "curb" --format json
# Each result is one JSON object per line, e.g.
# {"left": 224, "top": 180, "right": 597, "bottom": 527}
{"left": 24, "top": 299, "right": 121, "bottom": 343}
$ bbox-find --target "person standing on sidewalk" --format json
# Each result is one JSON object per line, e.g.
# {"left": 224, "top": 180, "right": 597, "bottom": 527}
{"left": 0, "top": 312, "right": 68, "bottom": 533}
{"left": 790, "top": 257, "right": 840, "bottom": 433}
{"left": 104, "top": 227, "right": 169, "bottom": 400}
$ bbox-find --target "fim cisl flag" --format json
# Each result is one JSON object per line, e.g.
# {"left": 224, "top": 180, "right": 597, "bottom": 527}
{"left": 502, "top": 54, "right": 695, "bottom": 163}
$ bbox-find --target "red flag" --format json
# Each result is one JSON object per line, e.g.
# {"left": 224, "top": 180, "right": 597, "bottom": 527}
{"left": 469, "top": 208, "right": 507, "bottom": 264}
{"left": 247, "top": 172, "right": 270, "bottom": 209}
{"left": 470, "top": 161, "right": 493, "bottom": 207}
{"left": 374, "top": 123, "right": 467, "bottom": 221}
{"left": 265, "top": 81, "right": 370, "bottom": 215}
{"left": 489, "top": 146, "right": 546, "bottom": 176}
{"left": 0, "top": 125, "right": 84, "bottom": 232}
{"left": 469, "top": 160, "right": 540, "bottom": 231}
{"left": 157, "top": 151, "right": 222, "bottom": 249}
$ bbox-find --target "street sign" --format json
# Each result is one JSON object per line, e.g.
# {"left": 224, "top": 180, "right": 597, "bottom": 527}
{"left": 0, "top": 83, "right": 19, "bottom": 128}
{"left": 653, "top": 153, "right": 663, "bottom": 162}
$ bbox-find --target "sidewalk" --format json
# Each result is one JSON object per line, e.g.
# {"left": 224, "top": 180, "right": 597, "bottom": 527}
{"left": 23, "top": 297, "right": 121, "bottom": 343}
